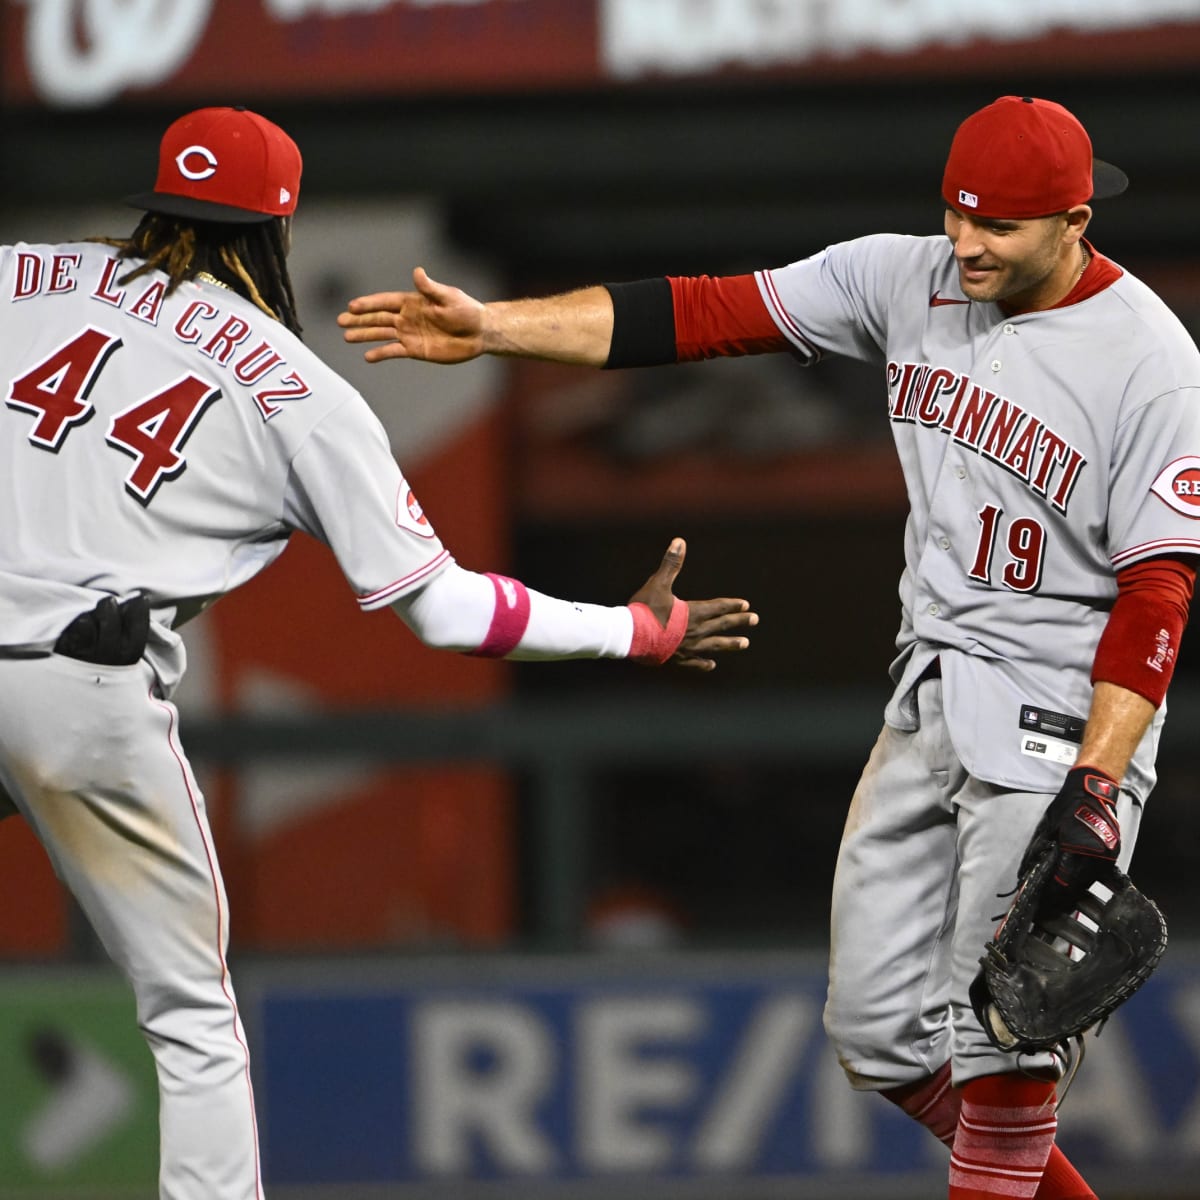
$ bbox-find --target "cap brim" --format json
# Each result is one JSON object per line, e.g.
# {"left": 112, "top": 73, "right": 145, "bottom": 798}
{"left": 1091, "top": 159, "right": 1129, "bottom": 201}
{"left": 125, "top": 191, "right": 275, "bottom": 224}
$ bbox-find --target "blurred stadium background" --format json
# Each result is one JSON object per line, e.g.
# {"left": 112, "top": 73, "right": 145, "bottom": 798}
{"left": 4, "top": 2, "right": 1200, "bottom": 1196}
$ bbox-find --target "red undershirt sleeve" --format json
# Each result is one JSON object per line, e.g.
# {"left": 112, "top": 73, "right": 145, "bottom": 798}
{"left": 1092, "top": 555, "right": 1196, "bottom": 707}
{"left": 668, "top": 274, "right": 790, "bottom": 361}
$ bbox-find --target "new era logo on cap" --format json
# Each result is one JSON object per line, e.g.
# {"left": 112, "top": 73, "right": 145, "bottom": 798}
{"left": 127, "top": 107, "right": 303, "bottom": 225}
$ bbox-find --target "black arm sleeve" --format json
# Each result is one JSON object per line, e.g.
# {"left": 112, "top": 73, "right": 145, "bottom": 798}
{"left": 603, "top": 278, "right": 677, "bottom": 368}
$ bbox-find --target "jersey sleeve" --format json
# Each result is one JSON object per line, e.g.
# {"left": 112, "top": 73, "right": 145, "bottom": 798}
{"left": 755, "top": 234, "right": 900, "bottom": 365}
{"left": 1107, "top": 385, "right": 1200, "bottom": 570}
{"left": 283, "top": 396, "right": 451, "bottom": 609}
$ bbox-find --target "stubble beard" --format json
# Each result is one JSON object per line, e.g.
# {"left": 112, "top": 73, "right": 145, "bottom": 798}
{"left": 958, "top": 256, "right": 1056, "bottom": 307}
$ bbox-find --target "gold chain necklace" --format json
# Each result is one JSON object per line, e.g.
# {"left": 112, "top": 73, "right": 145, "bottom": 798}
{"left": 195, "top": 270, "right": 234, "bottom": 292}
{"left": 1075, "top": 246, "right": 1090, "bottom": 287}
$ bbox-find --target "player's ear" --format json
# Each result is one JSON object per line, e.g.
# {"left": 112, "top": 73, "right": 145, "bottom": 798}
{"left": 1063, "top": 204, "right": 1092, "bottom": 243}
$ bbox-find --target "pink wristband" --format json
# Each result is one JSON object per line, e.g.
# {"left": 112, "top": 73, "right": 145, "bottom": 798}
{"left": 628, "top": 598, "right": 688, "bottom": 664}
{"left": 468, "top": 574, "right": 531, "bottom": 658}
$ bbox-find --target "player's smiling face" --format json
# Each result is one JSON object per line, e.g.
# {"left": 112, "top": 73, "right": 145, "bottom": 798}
{"left": 943, "top": 206, "right": 1089, "bottom": 312}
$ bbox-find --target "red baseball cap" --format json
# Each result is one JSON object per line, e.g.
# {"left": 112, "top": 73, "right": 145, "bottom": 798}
{"left": 942, "top": 95, "right": 1127, "bottom": 219}
{"left": 126, "top": 106, "right": 302, "bottom": 224}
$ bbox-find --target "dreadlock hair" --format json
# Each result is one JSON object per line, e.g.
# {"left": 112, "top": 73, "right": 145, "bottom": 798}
{"left": 92, "top": 212, "right": 302, "bottom": 337}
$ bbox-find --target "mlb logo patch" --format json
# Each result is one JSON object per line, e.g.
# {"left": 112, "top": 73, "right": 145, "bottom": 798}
{"left": 959, "top": 189, "right": 979, "bottom": 208}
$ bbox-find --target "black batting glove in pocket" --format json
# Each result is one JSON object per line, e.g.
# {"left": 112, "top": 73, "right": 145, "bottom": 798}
{"left": 54, "top": 594, "right": 151, "bottom": 667}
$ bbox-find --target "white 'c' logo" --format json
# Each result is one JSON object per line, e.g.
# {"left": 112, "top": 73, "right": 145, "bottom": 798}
{"left": 23, "top": 0, "right": 214, "bottom": 107}
{"left": 176, "top": 145, "right": 217, "bottom": 180}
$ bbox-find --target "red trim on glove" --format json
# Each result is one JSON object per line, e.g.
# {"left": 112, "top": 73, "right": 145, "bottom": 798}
{"left": 628, "top": 598, "right": 689, "bottom": 665}
{"left": 467, "top": 573, "right": 531, "bottom": 658}
{"left": 1063, "top": 766, "right": 1120, "bottom": 855}
{"left": 1091, "top": 555, "right": 1195, "bottom": 707}
{"left": 668, "top": 274, "right": 789, "bottom": 362}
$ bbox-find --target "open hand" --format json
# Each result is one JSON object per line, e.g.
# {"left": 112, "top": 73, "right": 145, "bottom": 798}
{"left": 627, "top": 539, "right": 757, "bottom": 671}
{"left": 338, "top": 267, "right": 485, "bottom": 364}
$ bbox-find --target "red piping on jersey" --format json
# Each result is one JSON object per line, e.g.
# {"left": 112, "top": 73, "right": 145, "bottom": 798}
{"left": 667, "top": 274, "right": 790, "bottom": 361}
{"left": 1092, "top": 555, "right": 1195, "bottom": 707}
{"left": 155, "top": 689, "right": 263, "bottom": 1197}
{"left": 1112, "top": 536, "right": 1200, "bottom": 569}
{"left": 357, "top": 550, "right": 451, "bottom": 609}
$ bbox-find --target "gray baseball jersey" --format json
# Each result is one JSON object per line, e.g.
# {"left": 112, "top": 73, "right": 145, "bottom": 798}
{"left": 0, "top": 240, "right": 451, "bottom": 695}
{"left": 0, "top": 239, "right": 465, "bottom": 1198}
{"left": 756, "top": 233, "right": 1200, "bottom": 801}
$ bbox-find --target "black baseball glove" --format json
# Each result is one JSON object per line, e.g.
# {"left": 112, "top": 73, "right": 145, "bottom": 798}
{"left": 970, "top": 844, "right": 1168, "bottom": 1055}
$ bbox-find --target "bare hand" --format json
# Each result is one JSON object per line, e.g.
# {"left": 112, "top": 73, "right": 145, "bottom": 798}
{"left": 628, "top": 539, "right": 757, "bottom": 672}
{"left": 337, "top": 267, "right": 485, "bottom": 364}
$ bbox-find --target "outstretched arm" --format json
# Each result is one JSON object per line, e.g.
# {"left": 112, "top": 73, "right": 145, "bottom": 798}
{"left": 338, "top": 267, "right": 616, "bottom": 367}
{"left": 392, "top": 539, "right": 757, "bottom": 672}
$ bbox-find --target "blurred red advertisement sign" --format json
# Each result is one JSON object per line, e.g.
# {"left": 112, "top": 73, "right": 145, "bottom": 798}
{"left": 6, "top": 0, "right": 1200, "bottom": 110}
{"left": 2, "top": 0, "right": 600, "bottom": 108}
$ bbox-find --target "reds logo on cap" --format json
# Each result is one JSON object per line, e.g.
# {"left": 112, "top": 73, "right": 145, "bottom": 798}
{"left": 1150, "top": 456, "right": 1200, "bottom": 517}
{"left": 126, "top": 106, "right": 302, "bottom": 225}
{"left": 175, "top": 145, "right": 218, "bottom": 181}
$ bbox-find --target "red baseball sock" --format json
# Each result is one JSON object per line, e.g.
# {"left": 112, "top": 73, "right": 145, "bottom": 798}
{"left": 882, "top": 1061, "right": 959, "bottom": 1146}
{"left": 949, "top": 1074, "right": 1057, "bottom": 1199}
{"left": 1035, "top": 1144, "right": 1096, "bottom": 1199}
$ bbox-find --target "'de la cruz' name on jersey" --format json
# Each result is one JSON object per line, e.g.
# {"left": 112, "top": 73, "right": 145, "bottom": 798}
{"left": 0, "top": 241, "right": 450, "bottom": 691}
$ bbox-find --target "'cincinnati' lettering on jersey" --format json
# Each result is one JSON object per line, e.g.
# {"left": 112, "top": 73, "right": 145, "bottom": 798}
{"left": 887, "top": 359, "right": 1085, "bottom": 515}
{"left": 10, "top": 249, "right": 310, "bottom": 422}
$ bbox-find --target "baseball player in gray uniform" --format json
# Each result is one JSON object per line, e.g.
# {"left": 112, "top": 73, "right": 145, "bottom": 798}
{"left": 0, "top": 107, "right": 758, "bottom": 1200}
{"left": 340, "top": 95, "right": 1200, "bottom": 1199}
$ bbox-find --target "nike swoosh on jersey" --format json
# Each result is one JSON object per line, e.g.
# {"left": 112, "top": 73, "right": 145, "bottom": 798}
{"left": 929, "top": 291, "right": 970, "bottom": 307}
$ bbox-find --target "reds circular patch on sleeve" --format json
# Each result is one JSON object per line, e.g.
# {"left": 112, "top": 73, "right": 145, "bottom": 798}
{"left": 394, "top": 480, "right": 436, "bottom": 538}
{"left": 1150, "top": 456, "right": 1200, "bottom": 517}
